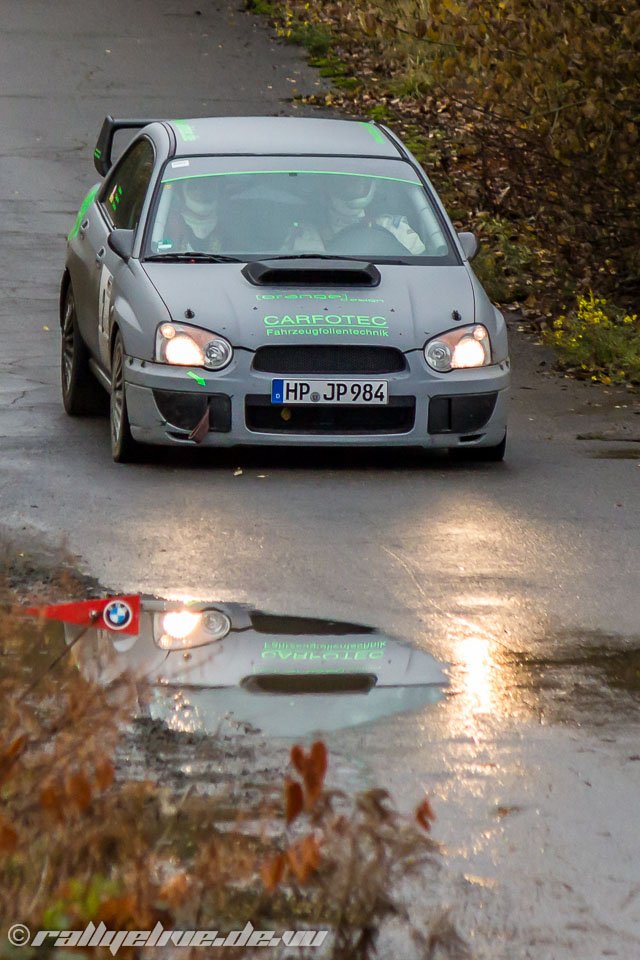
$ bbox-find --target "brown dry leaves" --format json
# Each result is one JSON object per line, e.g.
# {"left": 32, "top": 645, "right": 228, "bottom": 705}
{"left": 295, "top": 0, "right": 640, "bottom": 306}
{"left": 262, "top": 741, "right": 329, "bottom": 890}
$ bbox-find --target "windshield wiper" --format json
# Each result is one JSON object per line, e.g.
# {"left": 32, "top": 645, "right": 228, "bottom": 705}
{"left": 259, "top": 253, "right": 411, "bottom": 265}
{"left": 144, "top": 252, "right": 242, "bottom": 263}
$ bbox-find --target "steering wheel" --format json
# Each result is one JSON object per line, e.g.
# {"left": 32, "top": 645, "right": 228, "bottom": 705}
{"left": 327, "top": 222, "right": 411, "bottom": 257}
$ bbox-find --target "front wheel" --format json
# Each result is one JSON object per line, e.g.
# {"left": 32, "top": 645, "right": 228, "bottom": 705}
{"left": 110, "top": 331, "right": 140, "bottom": 463}
{"left": 61, "top": 284, "right": 107, "bottom": 416}
{"left": 450, "top": 432, "right": 507, "bottom": 462}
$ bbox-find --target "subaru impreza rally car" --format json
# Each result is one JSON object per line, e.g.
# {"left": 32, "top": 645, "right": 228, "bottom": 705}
{"left": 61, "top": 115, "right": 510, "bottom": 462}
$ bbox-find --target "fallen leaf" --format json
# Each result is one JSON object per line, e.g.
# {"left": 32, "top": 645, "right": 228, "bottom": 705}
{"left": 0, "top": 816, "right": 18, "bottom": 855}
{"left": 0, "top": 734, "right": 28, "bottom": 783}
{"left": 287, "top": 840, "right": 315, "bottom": 883}
{"left": 66, "top": 770, "right": 93, "bottom": 813}
{"left": 159, "top": 872, "right": 191, "bottom": 907}
{"left": 494, "top": 804, "right": 523, "bottom": 818}
{"left": 261, "top": 852, "right": 287, "bottom": 892}
{"left": 94, "top": 757, "right": 115, "bottom": 791}
{"left": 285, "top": 778, "right": 304, "bottom": 825}
{"left": 416, "top": 796, "right": 437, "bottom": 831}
{"left": 290, "top": 744, "right": 306, "bottom": 776}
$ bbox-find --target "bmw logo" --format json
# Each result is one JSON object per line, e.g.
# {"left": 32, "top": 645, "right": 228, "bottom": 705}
{"left": 103, "top": 600, "right": 133, "bottom": 631}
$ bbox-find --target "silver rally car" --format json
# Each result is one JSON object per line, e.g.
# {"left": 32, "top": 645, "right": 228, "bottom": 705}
{"left": 61, "top": 115, "right": 510, "bottom": 462}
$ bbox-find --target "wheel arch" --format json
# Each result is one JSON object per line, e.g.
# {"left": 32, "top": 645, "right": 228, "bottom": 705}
{"left": 59, "top": 270, "right": 71, "bottom": 328}
{"left": 109, "top": 321, "right": 122, "bottom": 361}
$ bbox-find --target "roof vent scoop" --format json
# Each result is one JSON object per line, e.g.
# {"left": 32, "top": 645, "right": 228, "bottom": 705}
{"left": 242, "top": 258, "right": 381, "bottom": 287}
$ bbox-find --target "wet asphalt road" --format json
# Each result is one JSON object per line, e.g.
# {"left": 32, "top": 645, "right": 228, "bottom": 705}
{"left": 2, "top": 0, "right": 640, "bottom": 955}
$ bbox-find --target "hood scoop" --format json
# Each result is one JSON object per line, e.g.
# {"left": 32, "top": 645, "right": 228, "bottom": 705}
{"left": 242, "top": 258, "right": 381, "bottom": 287}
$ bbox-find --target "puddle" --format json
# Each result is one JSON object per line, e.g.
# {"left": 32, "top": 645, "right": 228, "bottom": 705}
{"left": 443, "top": 627, "right": 640, "bottom": 728}
{"left": 503, "top": 643, "right": 640, "bottom": 723}
{"left": 13, "top": 597, "right": 639, "bottom": 735}
{"left": 587, "top": 447, "right": 640, "bottom": 460}
{"left": 15, "top": 597, "right": 447, "bottom": 737}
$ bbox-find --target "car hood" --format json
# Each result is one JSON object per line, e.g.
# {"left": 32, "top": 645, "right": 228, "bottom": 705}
{"left": 142, "top": 262, "right": 476, "bottom": 350}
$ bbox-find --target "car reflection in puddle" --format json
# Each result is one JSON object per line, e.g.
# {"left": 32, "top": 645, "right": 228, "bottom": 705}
{"left": 63, "top": 598, "right": 447, "bottom": 737}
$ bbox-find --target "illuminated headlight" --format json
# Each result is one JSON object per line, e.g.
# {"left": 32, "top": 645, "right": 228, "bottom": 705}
{"left": 424, "top": 324, "right": 491, "bottom": 372}
{"left": 155, "top": 322, "right": 233, "bottom": 370}
{"left": 153, "top": 608, "right": 231, "bottom": 650}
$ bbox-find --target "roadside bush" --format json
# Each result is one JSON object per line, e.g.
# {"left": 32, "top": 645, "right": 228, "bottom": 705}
{"left": 346, "top": 0, "right": 639, "bottom": 296}
{"left": 266, "top": 2, "right": 638, "bottom": 296}
{"left": 256, "top": 0, "right": 639, "bottom": 379}
{"left": 546, "top": 291, "right": 640, "bottom": 383}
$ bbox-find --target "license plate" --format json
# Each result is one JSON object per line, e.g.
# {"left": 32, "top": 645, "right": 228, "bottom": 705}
{"left": 271, "top": 378, "right": 388, "bottom": 405}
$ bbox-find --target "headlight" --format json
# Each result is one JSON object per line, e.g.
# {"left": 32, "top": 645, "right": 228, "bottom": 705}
{"left": 155, "top": 322, "right": 233, "bottom": 370}
{"left": 153, "top": 607, "right": 231, "bottom": 651}
{"left": 424, "top": 324, "right": 491, "bottom": 372}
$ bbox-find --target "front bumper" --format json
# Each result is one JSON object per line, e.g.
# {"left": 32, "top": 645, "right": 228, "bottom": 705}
{"left": 123, "top": 350, "right": 510, "bottom": 449}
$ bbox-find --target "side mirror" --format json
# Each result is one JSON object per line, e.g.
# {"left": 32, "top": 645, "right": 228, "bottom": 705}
{"left": 108, "top": 228, "right": 135, "bottom": 261}
{"left": 458, "top": 231, "right": 479, "bottom": 261}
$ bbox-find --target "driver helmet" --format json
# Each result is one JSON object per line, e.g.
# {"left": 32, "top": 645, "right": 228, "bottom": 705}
{"left": 181, "top": 178, "right": 219, "bottom": 239}
{"left": 328, "top": 176, "right": 377, "bottom": 231}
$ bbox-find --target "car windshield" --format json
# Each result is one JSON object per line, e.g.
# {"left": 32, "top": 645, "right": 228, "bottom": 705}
{"left": 146, "top": 156, "right": 456, "bottom": 263}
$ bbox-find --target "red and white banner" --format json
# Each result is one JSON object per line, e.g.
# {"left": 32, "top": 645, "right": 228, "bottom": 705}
{"left": 23, "top": 595, "right": 141, "bottom": 635}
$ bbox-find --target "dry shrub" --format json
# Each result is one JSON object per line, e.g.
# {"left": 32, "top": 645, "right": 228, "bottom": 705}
{"left": 0, "top": 592, "right": 457, "bottom": 959}
{"left": 269, "top": 0, "right": 639, "bottom": 311}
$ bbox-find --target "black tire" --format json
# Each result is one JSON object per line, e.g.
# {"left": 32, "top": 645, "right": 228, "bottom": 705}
{"left": 110, "top": 331, "right": 140, "bottom": 463}
{"left": 450, "top": 431, "right": 507, "bottom": 463}
{"left": 61, "top": 284, "right": 107, "bottom": 416}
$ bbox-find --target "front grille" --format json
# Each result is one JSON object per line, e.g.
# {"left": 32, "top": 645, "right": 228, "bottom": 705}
{"left": 253, "top": 346, "right": 406, "bottom": 375}
{"left": 245, "top": 395, "right": 416, "bottom": 435}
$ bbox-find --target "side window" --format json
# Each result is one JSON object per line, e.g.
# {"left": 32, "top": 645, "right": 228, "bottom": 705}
{"left": 102, "top": 138, "right": 155, "bottom": 231}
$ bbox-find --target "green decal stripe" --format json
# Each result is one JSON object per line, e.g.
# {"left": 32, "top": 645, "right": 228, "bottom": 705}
{"left": 262, "top": 314, "right": 388, "bottom": 334}
{"left": 262, "top": 641, "right": 386, "bottom": 650}
{"left": 256, "top": 293, "right": 384, "bottom": 302}
{"left": 161, "top": 169, "right": 419, "bottom": 186}
{"left": 67, "top": 185, "right": 100, "bottom": 241}
{"left": 173, "top": 120, "right": 199, "bottom": 143}
{"left": 94, "top": 148, "right": 102, "bottom": 159}
{"left": 361, "top": 122, "right": 387, "bottom": 145}
{"left": 260, "top": 639, "right": 387, "bottom": 661}
{"left": 265, "top": 328, "right": 390, "bottom": 338}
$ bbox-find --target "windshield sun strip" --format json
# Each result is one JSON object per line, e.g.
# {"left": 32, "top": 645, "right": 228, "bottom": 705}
{"left": 160, "top": 169, "right": 421, "bottom": 186}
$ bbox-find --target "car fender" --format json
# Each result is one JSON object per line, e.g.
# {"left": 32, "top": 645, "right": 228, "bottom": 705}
{"left": 109, "top": 259, "right": 172, "bottom": 368}
{"left": 467, "top": 267, "right": 509, "bottom": 364}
